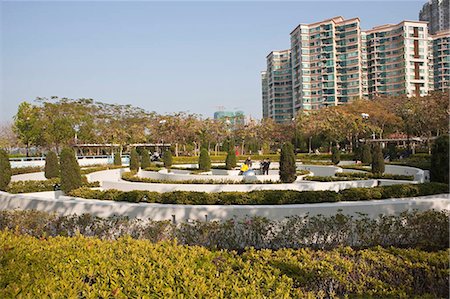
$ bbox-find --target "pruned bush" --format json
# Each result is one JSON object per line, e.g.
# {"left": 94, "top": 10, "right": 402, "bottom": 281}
{"left": 129, "top": 148, "right": 140, "bottom": 172}
{"left": 59, "top": 148, "right": 82, "bottom": 193}
{"left": 44, "top": 151, "right": 59, "bottom": 179}
{"left": 279, "top": 142, "right": 296, "bottom": 183}
{"left": 431, "top": 135, "right": 449, "bottom": 184}
{"left": 371, "top": 144, "right": 385, "bottom": 174}
{"left": 163, "top": 150, "right": 173, "bottom": 169}
{"left": 331, "top": 146, "right": 340, "bottom": 165}
{"left": 198, "top": 148, "right": 211, "bottom": 171}
{"left": 361, "top": 144, "right": 372, "bottom": 164}
{"left": 140, "top": 149, "right": 151, "bottom": 170}
{"left": 0, "top": 149, "right": 12, "bottom": 191}
{"left": 113, "top": 152, "right": 122, "bottom": 166}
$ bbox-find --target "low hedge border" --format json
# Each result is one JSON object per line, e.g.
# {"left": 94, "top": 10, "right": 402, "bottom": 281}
{"left": 336, "top": 172, "right": 415, "bottom": 181}
{"left": 67, "top": 182, "right": 449, "bottom": 205}
{"left": 11, "top": 166, "right": 43, "bottom": 175}
{"left": 7, "top": 177, "right": 100, "bottom": 194}
{"left": 303, "top": 176, "right": 367, "bottom": 182}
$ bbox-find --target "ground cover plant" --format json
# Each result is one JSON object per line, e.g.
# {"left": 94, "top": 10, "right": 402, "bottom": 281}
{"left": 11, "top": 166, "right": 43, "bottom": 175}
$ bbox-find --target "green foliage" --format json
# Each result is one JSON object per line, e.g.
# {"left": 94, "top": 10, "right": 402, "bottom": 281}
{"left": 336, "top": 172, "right": 414, "bottom": 181}
{"left": 279, "top": 142, "right": 296, "bottom": 183}
{"left": 331, "top": 146, "right": 340, "bottom": 165}
{"left": 0, "top": 149, "right": 12, "bottom": 191}
{"left": 371, "top": 144, "right": 385, "bottom": 175}
{"left": 163, "top": 150, "right": 173, "bottom": 169}
{"left": 0, "top": 229, "right": 448, "bottom": 298}
{"left": 361, "top": 144, "right": 372, "bottom": 164}
{"left": 129, "top": 148, "right": 140, "bottom": 172}
{"left": 431, "top": 135, "right": 449, "bottom": 183}
{"left": 225, "top": 149, "right": 237, "bottom": 170}
{"left": 44, "top": 151, "right": 59, "bottom": 179}
{"left": 11, "top": 166, "right": 42, "bottom": 175}
{"left": 113, "top": 152, "right": 122, "bottom": 166}
{"left": 59, "top": 148, "right": 82, "bottom": 193}
{"left": 140, "top": 149, "right": 151, "bottom": 170}
{"left": 198, "top": 148, "right": 211, "bottom": 171}
{"left": 13, "top": 102, "right": 41, "bottom": 156}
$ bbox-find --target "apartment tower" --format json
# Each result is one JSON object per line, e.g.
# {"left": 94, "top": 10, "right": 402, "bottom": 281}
{"left": 261, "top": 71, "right": 269, "bottom": 118}
{"left": 419, "top": 0, "right": 450, "bottom": 34}
{"left": 431, "top": 29, "right": 450, "bottom": 90}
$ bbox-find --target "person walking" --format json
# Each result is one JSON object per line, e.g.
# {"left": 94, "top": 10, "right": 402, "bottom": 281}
{"left": 263, "top": 158, "right": 270, "bottom": 175}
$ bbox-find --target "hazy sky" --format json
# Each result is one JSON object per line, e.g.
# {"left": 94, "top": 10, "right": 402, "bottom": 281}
{"left": 1, "top": 0, "right": 424, "bottom": 122}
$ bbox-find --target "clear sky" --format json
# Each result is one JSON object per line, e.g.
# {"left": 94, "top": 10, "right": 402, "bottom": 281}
{"left": 1, "top": 0, "right": 425, "bottom": 122}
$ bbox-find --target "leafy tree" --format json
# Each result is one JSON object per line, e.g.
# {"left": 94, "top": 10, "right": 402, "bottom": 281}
{"left": 225, "top": 139, "right": 237, "bottom": 170}
{"left": 371, "top": 144, "right": 385, "bottom": 175}
{"left": 431, "top": 135, "right": 449, "bottom": 184}
{"left": 60, "top": 148, "right": 81, "bottom": 193}
{"left": 198, "top": 148, "right": 211, "bottom": 171}
{"left": 44, "top": 151, "right": 59, "bottom": 179}
{"left": 13, "top": 102, "right": 41, "bottom": 156}
{"left": 361, "top": 144, "right": 372, "bottom": 164}
{"left": 163, "top": 150, "right": 173, "bottom": 169}
{"left": 129, "top": 148, "right": 140, "bottom": 172}
{"left": 140, "top": 149, "right": 151, "bottom": 170}
{"left": 113, "top": 152, "right": 122, "bottom": 166}
{"left": 331, "top": 146, "right": 340, "bottom": 165}
{"left": 279, "top": 142, "right": 297, "bottom": 183}
{"left": 0, "top": 149, "right": 11, "bottom": 191}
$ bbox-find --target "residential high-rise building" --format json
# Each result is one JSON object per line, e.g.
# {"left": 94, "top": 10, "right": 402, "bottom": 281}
{"left": 261, "top": 71, "right": 269, "bottom": 118}
{"left": 419, "top": 0, "right": 449, "bottom": 34}
{"left": 290, "top": 16, "right": 366, "bottom": 110}
{"left": 431, "top": 29, "right": 450, "bottom": 90}
{"left": 365, "top": 21, "right": 432, "bottom": 98}
{"left": 265, "top": 50, "right": 293, "bottom": 123}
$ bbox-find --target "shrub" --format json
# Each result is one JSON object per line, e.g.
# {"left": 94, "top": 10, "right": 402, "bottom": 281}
{"left": 361, "top": 144, "right": 372, "bottom": 164}
{"left": 140, "top": 149, "right": 151, "bottom": 170}
{"left": 44, "top": 151, "right": 59, "bottom": 179}
{"left": 431, "top": 135, "right": 449, "bottom": 184}
{"left": 225, "top": 149, "right": 237, "bottom": 170}
{"left": 0, "top": 149, "right": 12, "bottom": 191}
{"left": 371, "top": 144, "right": 385, "bottom": 175}
{"left": 163, "top": 150, "right": 173, "bottom": 169}
{"left": 11, "top": 166, "right": 43, "bottom": 175}
{"left": 113, "top": 152, "right": 122, "bottom": 166}
{"left": 198, "top": 148, "right": 211, "bottom": 171}
{"left": 59, "top": 148, "right": 82, "bottom": 193}
{"left": 129, "top": 148, "right": 140, "bottom": 172}
{"left": 331, "top": 146, "right": 340, "bottom": 165}
{"left": 279, "top": 142, "right": 296, "bottom": 183}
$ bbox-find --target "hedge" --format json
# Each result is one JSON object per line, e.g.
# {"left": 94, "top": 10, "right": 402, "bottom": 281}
{"left": 44, "top": 151, "right": 59, "bottom": 179}
{"left": 0, "top": 230, "right": 448, "bottom": 298}
{"left": 67, "top": 182, "right": 449, "bottom": 205}
{"left": 0, "top": 149, "right": 12, "bottom": 191}
{"left": 335, "top": 172, "right": 414, "bottom": 181}
{"left": 11, "top": 166, "right": 43, "bottom": 175}
{"left": 6, "top": 177, "right": 100, "bottom": 194}
{"left": 303, "top": 176, "right": 367, "bottom": 182}
{"left": 59, "top": 148, "right": 82, "bottom": 192}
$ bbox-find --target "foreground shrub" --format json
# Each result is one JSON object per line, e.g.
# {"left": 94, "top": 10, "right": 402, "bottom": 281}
{"left": 198, "top": 148, "right": 211, "bottom": 171}
{"left": 279, "top": 142, "right": 296, "bottom": 183}
{"left": 0, "top": 149, "right": 11, "bottom": 191}
{"left": 371, "top": 143, "right": 385, "bottom": 174}
{"left": 361, "top": 144, "right": 372, "bottom": 164}
{"left": 225, "top": 146, "right": 237, "bottom": 170}
{"left": 431, "top": 135, "right": 449, "bottom": 184}
{"left": 113, "top": 152, "right": 122, "bottom": 166}
{"left": 44, "top": 151, "right": 59, "bottom": 179}
{"left": 59, "top": 148, "right": 82, "bottom": 193}
{"left": 140, "top": 149, "right": 151, "bottom": 170}
{"left": 331, "top": 146, "right": 340, "bottom": 165}
{"left": 163, "top": 150, "right": 172, "bottom": 169}
{"left": 0, "top": 229, "right": 448, "bottom": 298}
{"left": 129, "top": 148, "right": 139, "bottom": 172}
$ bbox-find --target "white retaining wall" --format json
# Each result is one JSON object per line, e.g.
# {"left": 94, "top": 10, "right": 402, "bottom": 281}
{"left": 11, "top": 172, "right": 47, "bottom": 182}
{"left": 1, "top": 191, "right": 448, "bottom": 221}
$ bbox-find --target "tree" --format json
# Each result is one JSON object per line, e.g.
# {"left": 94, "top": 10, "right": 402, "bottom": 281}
{"left": 430, "top": 135, "right": 449, "bottom": 183}
{"left": 371, "top": 144, "right": 385, "bottom": 175}
{"left": 198, "top": 148, "right": 211, "bottom": 171}
{"left": 163, "top": 150, "right": 173, "bottom": 169}
{"left": 114, "top": 152, "right": 122, "bottom": 166}
{"left": 129, "top": 148, "right": 140, "bottom": 172}
{"left": 0, "top": 123, "right": 18, "bottom": 151}
{"left": 140, "top": 149, "right": 151, "bottom": 170}
{"left": 44, "top": 151, "right": 59, "bottom": 179}
{"left": 331, "top": 146, "right": 340, "bottom": 165}
{"left": 60, "top": 147, "right": 82, "bottom": 192}
{"left": 0, "top": 149, "right": 11, "bottom": 191}
{"left": 361, "top": 144, "right": 372, "bottom": 164}
{"left": 13, "top": 102, "right": 41, "bottom": 156}
{"left": 225, "top": 139, "right": 237, "bottom": 170}
{"left": 279, "top": 142, "right": 297, "bottom": 183}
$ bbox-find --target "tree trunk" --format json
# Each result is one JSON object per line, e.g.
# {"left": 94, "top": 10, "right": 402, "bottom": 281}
{"left": 175, "top": 143, "right": 179, "bottom": 157}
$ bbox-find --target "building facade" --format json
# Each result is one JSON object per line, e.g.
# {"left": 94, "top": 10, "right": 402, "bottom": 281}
{"left": 261, "top": 71, "right": 269, "bottom": 118}
{"left": 431, "top": 30, "right": 450, "bottom": 90}
{"left": 265, "top": 50, "right": 293, "bottom": 123}
{"left": 419, "top": 0, "right": 449, "bottom": 34}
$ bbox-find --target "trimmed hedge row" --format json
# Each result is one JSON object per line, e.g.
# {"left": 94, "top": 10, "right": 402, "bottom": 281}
{"left": 11, "top": 166, "right": 43, "bottom": 175}
{"left": 336, "top": 172, "right": 414, "bottom": 181}
{"left": 67, "top": 182, "right": 449, "bottom": 205}
{"left": 303, "top": 176, "right": 367, "bottom": 182}
{"left": 6, "top": 177, "right": 100, "bottom": 194}
{"left": 1, "top": 230, "right": 448, "bottom": 298}
{"left": 80, "top": 165, "right": 125, "bottom": 175}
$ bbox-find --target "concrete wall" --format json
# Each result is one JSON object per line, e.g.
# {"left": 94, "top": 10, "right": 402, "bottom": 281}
{"left": 297, "top": 165, "right": 341, "bottom": 177}
{"left": 1, "top": 191, "right": 448, "bottom": 221}
{"left": 10, "top": 156, "right": 129, "bottom": 168}
{"left": 384, "top": 165, "right": 428, "bottom": 183}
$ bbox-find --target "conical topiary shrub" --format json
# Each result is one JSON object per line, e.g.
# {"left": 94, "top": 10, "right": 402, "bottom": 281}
{"left": 0, "top": 149, "right": 12, "bottom": 191}
{"left": 361, "top": 144, "right": 372, "bottom": 164}
{"left": 114, "top": 152, "right": 122, "bottom": 166}
{"left": 140, "top": 149, "right": 151, "bottom": 170}
{"left": 371, "top": 144, "right": 385, "bottom": 175}
{"left": 60, "top": 147, "right": 82, "bottom": 193}
{"left": 198, "top": 148, "right": 211, "bottom": 171}
{"left": 129, "top": 148, "right": 140, "bottom": 172}
{"left": 225, "top": 139, "right": 237, "bottom": 170}
{"left": 279, "top": 142, "right": 297, "bottom": 183}
{"left": 431, "top": 135, "right": 449, "bottom": 183}
{"left": 44, "top": 151, "right": 59, "bottom": 179}
{"left": 163, "top": 150, "right": 173, "bottom": 169}
{"left": 331, "top": 146, "right": 340, "bottom": 165}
